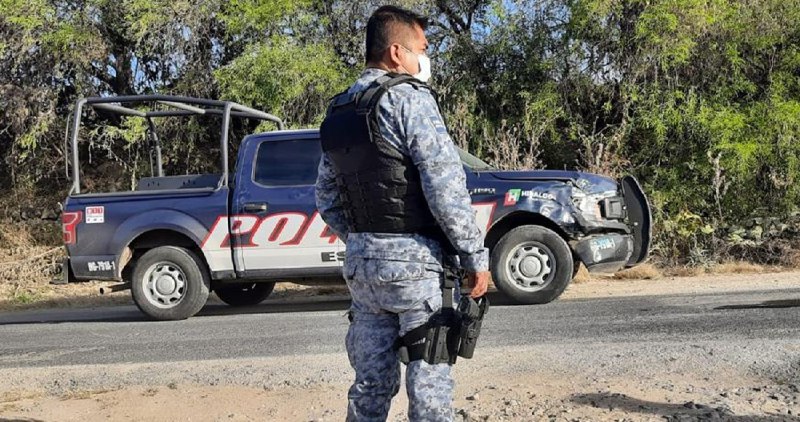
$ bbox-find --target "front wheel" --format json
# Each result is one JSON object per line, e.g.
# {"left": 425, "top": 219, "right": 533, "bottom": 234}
{"left": 490, "top": 225, "right": 574, "bottom": 304}
{"left": 131, "top": 246, "right": 210, "bottom": 320}
{"left": 215, "top": 282, "right": 275, "bottom": 307}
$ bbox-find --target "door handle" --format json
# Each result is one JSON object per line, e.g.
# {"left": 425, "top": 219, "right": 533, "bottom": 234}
{"left": 243, "top": 203, "right": 268, "bottom": 213}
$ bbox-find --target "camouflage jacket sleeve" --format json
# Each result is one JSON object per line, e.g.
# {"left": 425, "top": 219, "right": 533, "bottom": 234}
{"left": 315, "top": 152, "right": 349, "bottom": 241}
{"left": 399, "top": 87, "right": 489, "bottom": 272}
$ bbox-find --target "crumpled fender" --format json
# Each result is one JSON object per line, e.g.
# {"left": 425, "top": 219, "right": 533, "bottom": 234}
{"left": 488, "top": 183, "right": 580, "bottom": 235}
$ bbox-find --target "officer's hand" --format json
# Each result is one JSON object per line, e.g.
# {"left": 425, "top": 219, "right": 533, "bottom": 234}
{"left": 467, "top": 271, "right": 491, "bottom": 298}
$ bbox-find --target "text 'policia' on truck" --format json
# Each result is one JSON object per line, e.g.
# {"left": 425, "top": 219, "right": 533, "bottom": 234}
{"left": 57, "top": 96, "right": 651, "bottom": 320}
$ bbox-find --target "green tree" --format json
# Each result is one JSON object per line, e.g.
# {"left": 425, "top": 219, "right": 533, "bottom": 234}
{"left": 1, "top": 0, "right": 798, "bottom": 265}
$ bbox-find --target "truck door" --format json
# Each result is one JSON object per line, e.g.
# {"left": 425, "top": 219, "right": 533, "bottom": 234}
{"left": 232, "top": 135, "right": 344, "bottom": 277}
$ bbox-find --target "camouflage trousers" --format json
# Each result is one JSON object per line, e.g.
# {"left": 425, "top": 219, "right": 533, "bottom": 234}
{"left": 343, "top": 257, "right": 454, "bottom": 422}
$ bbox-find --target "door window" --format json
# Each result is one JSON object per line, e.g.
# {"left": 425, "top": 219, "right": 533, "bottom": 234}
{"left": 253, "top": 139, "right": 322, "bottom": 186}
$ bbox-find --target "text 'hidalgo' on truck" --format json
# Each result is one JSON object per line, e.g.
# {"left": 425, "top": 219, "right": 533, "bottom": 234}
{"left": 58, "top": 96, "right": 652, "bottom": 320}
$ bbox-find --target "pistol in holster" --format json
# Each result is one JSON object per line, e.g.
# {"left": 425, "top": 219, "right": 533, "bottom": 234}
{"left": 396, "top": 268, "right": 489, "bottom": 365}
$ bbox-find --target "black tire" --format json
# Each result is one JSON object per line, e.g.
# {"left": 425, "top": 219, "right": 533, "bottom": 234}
{"left": 131, "top": 246, "right": 210, "bottom": 320}
{"left": 215, "top": 282, "right": 275, "bottom": 307}
{"left": 490, "top": 225, "right": 574, "bottom": 305}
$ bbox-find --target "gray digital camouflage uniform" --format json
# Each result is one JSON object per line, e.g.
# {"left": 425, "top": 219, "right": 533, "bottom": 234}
{"left": 316, "top": 68, "right": 489, "bottom": 422}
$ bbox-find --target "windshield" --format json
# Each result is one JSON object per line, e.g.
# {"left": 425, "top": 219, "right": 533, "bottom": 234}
{"left": 458, "top": 147, "right": 494, "bottom": 171}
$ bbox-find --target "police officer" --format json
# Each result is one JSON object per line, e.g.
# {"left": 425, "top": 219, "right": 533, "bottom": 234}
{"left": 316, "top": 5, "right": 490, "bottom": 421}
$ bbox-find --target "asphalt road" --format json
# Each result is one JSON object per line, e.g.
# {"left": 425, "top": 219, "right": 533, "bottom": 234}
{"left": 1, "top": 285, "right": 799, "bottom": 369}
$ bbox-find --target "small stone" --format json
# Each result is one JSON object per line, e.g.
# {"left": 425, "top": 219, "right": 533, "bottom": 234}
{"left": 455, "top": 408, "right": 470, "bottom": 422}
{"left": 466, "top": 393, "right": 479, "bottom": 401}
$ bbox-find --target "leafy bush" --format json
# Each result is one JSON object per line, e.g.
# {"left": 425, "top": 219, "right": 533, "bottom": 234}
{"left": 1, "top": 0, "right": 797, "bottom": 265}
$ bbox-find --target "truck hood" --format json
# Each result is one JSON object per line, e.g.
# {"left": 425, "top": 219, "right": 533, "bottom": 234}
{"left": 483, "top": 170, "right": 619, "bottom": 194}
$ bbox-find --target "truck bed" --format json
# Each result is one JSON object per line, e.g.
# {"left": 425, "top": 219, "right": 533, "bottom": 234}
{"left": 136, "top": 174, "right": 221, "bottom": 191}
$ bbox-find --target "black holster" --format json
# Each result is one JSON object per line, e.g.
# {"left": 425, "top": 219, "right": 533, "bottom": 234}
{"left": 456, "top": 295, "right": 488, "bottom": 359}
{"left": 396, "top": 267, "right": 489, "bottom": 365}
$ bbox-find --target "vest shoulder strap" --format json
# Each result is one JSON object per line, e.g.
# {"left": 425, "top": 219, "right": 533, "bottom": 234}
{"left": 357, "top": 73, "right": 431, "bottom": 113}
{"left": 327, "top": 90, "right": 358, "bottom": 112}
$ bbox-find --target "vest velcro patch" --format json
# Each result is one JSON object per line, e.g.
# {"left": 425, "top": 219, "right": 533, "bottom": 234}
{"left": 429, "top": 115, "right": 448, "bottom": 134}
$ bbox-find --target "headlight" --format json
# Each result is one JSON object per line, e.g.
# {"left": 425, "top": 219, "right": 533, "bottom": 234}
{"left": 572, "top": 189, "right": 620, "bottom": 221}
{"left": 599, "top": 197, "right": 626, "bottom": 219}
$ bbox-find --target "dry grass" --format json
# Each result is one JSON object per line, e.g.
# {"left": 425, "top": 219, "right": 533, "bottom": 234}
{"left": 0, "top": 281, "right": 133, "bottom": 312}
{"left": 0, "top": 243, "right": 69, "bottom": 310}
{"left": 612, "top": 263, "right": 662, "bottom": 280}
{"left": 604, "top": 260, "right": 784, "bottom": 281}
{"left": 659, "top": 261, "right": 786, "bottom": 278}
{"left": 710, "top": 261, "right": 766, "bottom": 274}
{"left": 786, "top": 249, "right": 800, "bottom": 269}
{"left": 0, "top": 402, "right": 20, "bottom": 413}
{"left": 572, "top": 263, "right": 592, "bottom": 283}
{"left": 0, "top": 391, "right": 42, "bottom": 403}
{"left": 0, "top": 390, "right": 44, "bottom": 414}
{"left": 0, "top": 223, "right": 36, "bottom": 250}
{"left": 663, "top": 266, "right": 705, "bottom": 277}
{"left": 60, "top": 389, "right": 113, "bottom": 401}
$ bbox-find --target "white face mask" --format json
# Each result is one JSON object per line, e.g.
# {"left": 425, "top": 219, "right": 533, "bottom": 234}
{"left": 402, "top": 46, "right": 432, "bottom": 83}
{"left": 415, "top": 54, "right": 432, "bottom": 83}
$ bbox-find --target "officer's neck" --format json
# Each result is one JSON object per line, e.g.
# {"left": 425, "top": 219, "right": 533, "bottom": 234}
{"left": 366, "top": 62, "right": 404, "bottom": 74}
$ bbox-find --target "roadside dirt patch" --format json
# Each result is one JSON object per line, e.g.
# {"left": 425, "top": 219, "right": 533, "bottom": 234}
{"left": 1, "top": 272, "right": 799, "bottom": 421}
{"left": 0, "top": 361, "right": 796, "bottom": 421}
{"left": 561, "top": 269, "right": 800, "bottom": 300}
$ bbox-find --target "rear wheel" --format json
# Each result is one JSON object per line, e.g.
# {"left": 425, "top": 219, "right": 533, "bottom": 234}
{"left": 215, "top": 282, "right": 275, "bottom": 307}
{"left": 490, "top": 225, "right": 574, "bottom": 304}
{"left": 131, "top": 246, "right": 210, "bottom": 320}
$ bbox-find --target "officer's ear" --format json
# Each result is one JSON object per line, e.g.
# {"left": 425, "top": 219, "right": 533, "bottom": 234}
{"left": 387, "top": 43, "right": 406, "bottom": 70}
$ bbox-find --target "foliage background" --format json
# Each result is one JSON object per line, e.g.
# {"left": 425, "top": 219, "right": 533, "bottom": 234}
{"left": 1, "top": 0, "right": 798, "bottom": 266}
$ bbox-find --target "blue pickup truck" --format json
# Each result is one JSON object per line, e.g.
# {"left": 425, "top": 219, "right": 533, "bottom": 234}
{"left": 59, "top": 96, "right": 651, "bottom": 320}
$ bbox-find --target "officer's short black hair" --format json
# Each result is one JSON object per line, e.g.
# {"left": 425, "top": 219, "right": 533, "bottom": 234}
{"left": 365, "top": 5, "right": 428, "bottom": 64}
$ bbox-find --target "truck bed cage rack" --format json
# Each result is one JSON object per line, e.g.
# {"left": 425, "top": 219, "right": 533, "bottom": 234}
{"left": 67, "top": 95, "right": 285, "bottom": 195}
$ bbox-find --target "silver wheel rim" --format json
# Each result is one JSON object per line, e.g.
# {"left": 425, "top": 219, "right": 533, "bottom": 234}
{"left": 142, "top": 261, "right": 187, "bottom": 309}
{"left": 504, "top": 241, "right": 555, "bottom": 292}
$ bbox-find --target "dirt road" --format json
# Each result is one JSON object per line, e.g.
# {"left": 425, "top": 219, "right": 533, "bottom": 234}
{"left": 1, "top": 271, "right": 799, "bottom": 421}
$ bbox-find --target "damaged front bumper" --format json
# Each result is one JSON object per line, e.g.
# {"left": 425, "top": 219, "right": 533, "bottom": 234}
{"left": 574, "top": 175, "right": 652, "bottom": 273}
{"left": 574, "top": 233, "right": 635, "bottom": 273}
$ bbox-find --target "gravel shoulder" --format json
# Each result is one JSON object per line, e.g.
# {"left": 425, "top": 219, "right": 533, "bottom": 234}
{"left": 1, "top": 271, "right": 799, "bottom": 421}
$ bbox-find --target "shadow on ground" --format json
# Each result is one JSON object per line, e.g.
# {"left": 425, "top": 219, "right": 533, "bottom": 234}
{"left": 715, "top": 298, "right": 800, "bottom": 310}
{"left": 0, "top": 419, "right": 47, "bottom": 422}
{"left": 571, "top": 392, "right": 800, "bottom": 421}
{"left": 0, "top": 290, "right": 515, "bottom": 325}
{"left": 0, "top": 296, "right": 353, "bottom": 325}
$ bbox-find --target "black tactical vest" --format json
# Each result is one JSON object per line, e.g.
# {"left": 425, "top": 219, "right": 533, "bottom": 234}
{"left": 319, "top": 73, "right": 445, "bottom": 239}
